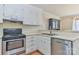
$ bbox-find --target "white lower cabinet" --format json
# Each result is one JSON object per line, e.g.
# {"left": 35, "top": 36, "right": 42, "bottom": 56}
{"left": 37, "top": 36, "right": 51, "bottom": 55}
{"left": 0, "top": 38, "right": 2, "bottom": 55}
{"left": 73, "top": 39, "right": 79, "bottom": 55}
{"left": 26, "top": 36, "right": 37, "bottom": 54}
{"left": 26, "top": 35, "right": 79, "bottom": 55}
{"left": 26, "top": 35, "right": 51, "bottom": 55}
{"left": 0, "top": 43, "right": 1, "bottom": 55}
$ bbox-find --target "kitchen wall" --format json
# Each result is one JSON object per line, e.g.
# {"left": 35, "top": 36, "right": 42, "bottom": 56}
{"left": 3, "top": 21, "right": 23, "bottom": 28}
{"left": 2, "top": 21, "right": 44, "bottom": 35}
{"left": 22, "top": 10, "right": 60, "bottom": 34}
{"left": 22, "top": 25, "right": 40, "bottom": 35}
{"left": 40, "top": 11, "right": 60, "bottom": 30}
{"left": 60, "top": 16, "right": 74, "bottom": 31}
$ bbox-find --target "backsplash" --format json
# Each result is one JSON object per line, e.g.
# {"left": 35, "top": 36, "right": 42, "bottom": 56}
{"left": 0, "top": 24, "right": 2, "bottom": 29}
{"left": 22, "top": 25, "right": 40, "bottom": 35}
{"left": 60, "top": 16, "right": 73, "bottom": 31}
{"left": 3, "top": 21, "right": 23, "bottom": 28}
{"left": 2, "top": 21, "right": 40, "bottom": 35}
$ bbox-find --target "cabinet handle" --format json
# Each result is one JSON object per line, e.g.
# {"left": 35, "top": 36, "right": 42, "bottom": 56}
{"left": 56, "top": 41, "right": 68, "bottom": 46}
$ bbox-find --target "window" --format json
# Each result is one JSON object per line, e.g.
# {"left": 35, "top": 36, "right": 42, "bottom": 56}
{"left": 72, "top": 18, "right": 79, "bottom": 31}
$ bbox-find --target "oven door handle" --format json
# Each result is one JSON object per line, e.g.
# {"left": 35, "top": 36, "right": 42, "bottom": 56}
{"left": 5, "top": 38, "right": 24, "bottom": 42}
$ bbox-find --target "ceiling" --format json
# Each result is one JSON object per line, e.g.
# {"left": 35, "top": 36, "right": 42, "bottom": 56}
{"left": 32, "top": 4, "right": 79, "bottom": 17}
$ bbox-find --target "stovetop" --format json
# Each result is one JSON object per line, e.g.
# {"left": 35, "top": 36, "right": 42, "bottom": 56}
{"left": 2, "top": 34, "right": 26, "bottom": 41}
{"left": 3, "top": 28, "right": 26, "bottom": 41}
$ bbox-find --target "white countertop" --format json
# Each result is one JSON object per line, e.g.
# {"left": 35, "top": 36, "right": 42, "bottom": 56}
{"left": 0, "top": 32, "right": 78, "bottom": 41}
{"left": 0, "top": 30, "right": 77, "bottom": 41}
{"left": 26, "top": 31, "right": 79, "bottom": 41}
{"left": 39, "top": 34, "right": 79, "bottom": 41}
{"left": 50, "top": 35, "right": 79, "bottom": 41}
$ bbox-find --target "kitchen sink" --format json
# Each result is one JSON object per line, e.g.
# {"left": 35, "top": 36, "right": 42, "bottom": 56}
{"left": 42, "top": 33, "right": 57, "bottom": 36}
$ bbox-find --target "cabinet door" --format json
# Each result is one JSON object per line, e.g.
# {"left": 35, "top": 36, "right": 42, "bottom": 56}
{"left": 42, "top": 37, "right": 51, "bottom": 55}
{"left": 14, "top": 4, "right": 24, "bottom": 21}
{"left": 0, "top": 4, "right": 3, "bottom": 23}
{"left": 4, "top": 4, "right": 16, "bottom": 20}
{"left": 29, "top": 6, "right": 42, "bottom": 25}
{"left": 26, "top": 36, "right": 37, "bottom": 54}
{"left": 38, "top": 36, "right": 51, "bottom": 55}
{"left": 73, "top": 39, "right": 79, "bottom": 55}
{"left": 23, "top": 5, "right": 42, "bottom": 25}
{"left": 4, "top": 4, "right": 24, "bottom": 21}
{"left": 23, "top": 5, "right": 33, "bottom": 25}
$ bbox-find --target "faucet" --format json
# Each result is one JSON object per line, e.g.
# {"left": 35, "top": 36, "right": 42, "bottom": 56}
{"left": 50, "top": 30, "right": 57, "bottom": 36}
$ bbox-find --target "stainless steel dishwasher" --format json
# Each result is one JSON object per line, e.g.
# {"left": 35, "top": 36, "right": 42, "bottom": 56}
{"left": 51, "top": 38, "right": 73, "bottom": 55}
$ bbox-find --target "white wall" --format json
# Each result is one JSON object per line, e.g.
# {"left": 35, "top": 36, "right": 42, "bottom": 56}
{"left": 40, "top": 11, "right": 60, "bottom": 30}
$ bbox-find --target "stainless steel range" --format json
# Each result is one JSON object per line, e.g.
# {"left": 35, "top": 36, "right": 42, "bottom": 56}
{"left": 2, "top": 28, "right": 26, "bottom": 55}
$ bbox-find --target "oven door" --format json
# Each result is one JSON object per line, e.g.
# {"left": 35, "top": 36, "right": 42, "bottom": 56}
{"left": 6, "top": 40, "right": 24, "bottom": 51}
{"left": 2, "top": 38, "right": 26, "bottom": 55}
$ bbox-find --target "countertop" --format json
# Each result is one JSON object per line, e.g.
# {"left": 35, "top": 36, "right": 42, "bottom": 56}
{"left": 26, "top": 32, "right": 79, "bottom": 41}
{"left": 50, "top": 35, "right": 79, "bottom": 41}
{"left": 0, "top": 30, "right": 79, "bottom": 41}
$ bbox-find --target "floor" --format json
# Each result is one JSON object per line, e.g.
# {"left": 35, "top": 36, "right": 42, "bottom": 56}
{"left": 21, "top": 50, "right": 42, "bottom": 55}
{"left": 29, "top": 51, "right": 42, "bottom": 55}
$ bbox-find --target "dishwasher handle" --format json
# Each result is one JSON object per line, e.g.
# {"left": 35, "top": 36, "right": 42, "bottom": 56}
{"left": 56, "top": 41, "right": 69, "bottom": 46}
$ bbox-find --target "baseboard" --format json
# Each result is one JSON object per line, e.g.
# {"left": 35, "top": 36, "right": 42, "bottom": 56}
{"left": 27, "top": 50, "right": 44, "bottom": 55}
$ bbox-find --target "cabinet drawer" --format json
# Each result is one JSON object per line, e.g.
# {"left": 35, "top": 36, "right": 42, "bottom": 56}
{"left": 26, "top": 39, "right": 35, "bottom": 43}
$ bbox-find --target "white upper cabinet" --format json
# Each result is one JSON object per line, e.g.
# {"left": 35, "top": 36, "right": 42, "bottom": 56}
{"left": 4, "top": 4, "right": 16, "bottom": 20}
{"left": 0, "top": 4, "right": 3, "bottom": 23}
{"left": 14, "top": 4, "right": 24, "bottom": 21}
{"left": 4, "top": 4, "right": 24, "bottom": 21}
{"left": 2, "top": 4, "right": 42, "bottom": 25}
{"left": 23, "top": 5, "right": 42, "bottom": 25}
